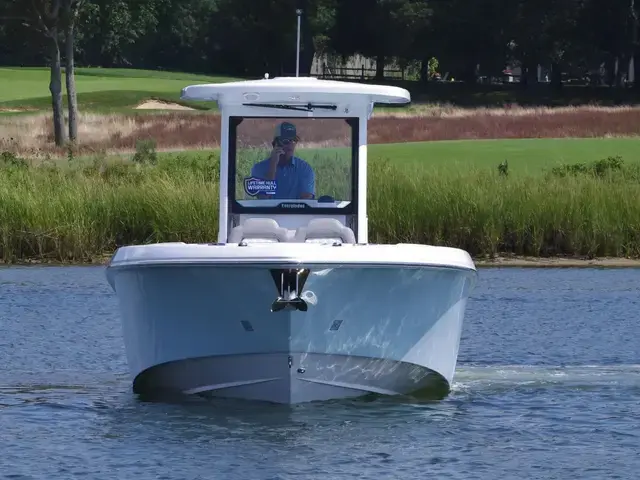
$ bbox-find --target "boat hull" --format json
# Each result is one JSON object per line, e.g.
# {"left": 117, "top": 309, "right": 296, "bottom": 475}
{"left": 134, "top": 353, "right": 450, "bottom": 404}
{"left": 107, "top": 246, "right": 477, "bottom": 404}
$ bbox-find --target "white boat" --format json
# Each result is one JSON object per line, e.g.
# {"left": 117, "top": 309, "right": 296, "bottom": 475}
{"left": 105, "top": 75, "right": 478, "bottom": 404}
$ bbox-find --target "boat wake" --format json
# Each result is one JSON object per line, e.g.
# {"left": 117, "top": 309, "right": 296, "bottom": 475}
{"left": 2, "top": 364, "right": 638, "bottom": 414}
{"left": 451, "top": 364, "right": 640, "bottom": 395}
{"left": 0, "top": 371, "right": 129, "bottom": 410}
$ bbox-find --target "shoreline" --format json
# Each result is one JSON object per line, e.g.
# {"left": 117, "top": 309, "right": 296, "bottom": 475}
{"left": 473, "top": 255, "right": 640, "bottom": 268}
{"left": 2, "top": 255, "right": 640, "bottom": 269}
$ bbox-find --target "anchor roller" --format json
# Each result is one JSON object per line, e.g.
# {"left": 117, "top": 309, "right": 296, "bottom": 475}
{"left": 270, "top": 268, "right": 310, "bottom": 312}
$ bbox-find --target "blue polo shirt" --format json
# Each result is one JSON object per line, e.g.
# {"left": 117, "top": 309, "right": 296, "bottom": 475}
{"left": 250, "top": 156, "right": 315, "bottom": 199}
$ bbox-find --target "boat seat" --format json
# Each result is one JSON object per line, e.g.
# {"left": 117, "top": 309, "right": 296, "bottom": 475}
{"left": 228, "top": 218, "right": 290, "bottom": 243}
{"left": 293, "top": 218, "right": 356, "bottom": 244}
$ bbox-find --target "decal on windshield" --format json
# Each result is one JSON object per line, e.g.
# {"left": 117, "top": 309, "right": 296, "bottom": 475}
{"left": 244, "top": 176, "right": 277, "bottom": 196}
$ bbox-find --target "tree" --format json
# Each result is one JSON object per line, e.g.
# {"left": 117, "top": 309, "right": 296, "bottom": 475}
{"left": 30, "top": 0, "right": 66, "bottom": 146}
{"left": 630, "top": 0, "right": 639, "bottom": 89}
{"left": 1, "top": 0, "right": 69, "bottom": 145}
{"left": 330, "top": 0, "right": 430, "bottom": 79}
{"left": 75, "top": 0, "right": 162, "bottom": 68}
{"left": 578, "top": 0, "right": 639, "bottom": 86}
{"left": 0, "top": 0, "right": 48, "bottom": 66}
{"left": 427, "top": 0, "right": 514, "bottom": 83}
{"left": 210, "top": 0, "right": 307, "bottom": 76}
{"left": 61, "top": 0, "right": 86, "bottom": 143}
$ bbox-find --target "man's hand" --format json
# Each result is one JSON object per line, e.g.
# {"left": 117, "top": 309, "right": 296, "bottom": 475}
{"left": 262, "top": 145, "right": 283, "bottom": 184}
{"left": 270, "top": 145, "right": 284, "bottom": 165}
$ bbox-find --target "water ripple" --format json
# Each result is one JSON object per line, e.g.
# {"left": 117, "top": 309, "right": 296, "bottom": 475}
{"left": 0, "top": 266, "right": 640, "bottom": 479}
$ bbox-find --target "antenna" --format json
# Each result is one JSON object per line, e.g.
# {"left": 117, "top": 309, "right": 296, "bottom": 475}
{"left": 295, "top": 8, "right": 302, "bottom": 77}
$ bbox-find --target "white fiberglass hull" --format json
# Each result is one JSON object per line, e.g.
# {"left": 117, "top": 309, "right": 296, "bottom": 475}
{"left": 106, "top": 243, "right": 477, "bottom": 404}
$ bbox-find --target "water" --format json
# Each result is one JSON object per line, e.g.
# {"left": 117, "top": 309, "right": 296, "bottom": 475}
{"left": 1, "top": 266, "right": 639, "bottom": 479}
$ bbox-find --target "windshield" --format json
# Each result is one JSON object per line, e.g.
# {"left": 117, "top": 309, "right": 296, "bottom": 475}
{"left": 230, "top": 117, "right": 356, "bottom": 213}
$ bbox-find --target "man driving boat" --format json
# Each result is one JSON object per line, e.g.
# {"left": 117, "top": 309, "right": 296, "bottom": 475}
{"left": 250, "top": 122, "right": 315, "bottom": 199}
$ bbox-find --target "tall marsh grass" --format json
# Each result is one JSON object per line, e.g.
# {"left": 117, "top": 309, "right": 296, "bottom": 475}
{"left": 368, "top": 157, "right": 640, "bottom": 258}
{"left": 1, "top": 150, "right": 639, "bottom": 263}
{"left": 0, "top": 153, "right": 220, "bottom": 262}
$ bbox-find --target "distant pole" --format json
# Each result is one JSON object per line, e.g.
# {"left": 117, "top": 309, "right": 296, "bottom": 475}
{"left": 296, "top": 9, "right": 302, "bottom": 77}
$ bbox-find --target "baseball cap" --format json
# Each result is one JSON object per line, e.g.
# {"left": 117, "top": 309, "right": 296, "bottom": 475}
{"left": 274, "top": 122, "right": 299, "bottom": 141}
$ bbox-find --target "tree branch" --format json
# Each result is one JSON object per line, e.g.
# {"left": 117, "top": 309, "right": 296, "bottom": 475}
{"left": 29, "top": 0, "right": 64, "bottom": 38}
{"left": 47, "top": 0, "right": 62, "bottom": 22}
{"left": 60, "top": 0, "right": 85, "bottom": 29}
{"left": 30, "top": 0, "right": 51, "bottom": 36}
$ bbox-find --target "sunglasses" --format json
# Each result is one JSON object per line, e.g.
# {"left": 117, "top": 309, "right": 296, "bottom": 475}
{"left": 276, "top": 137, "right": 298, "bottom": 146}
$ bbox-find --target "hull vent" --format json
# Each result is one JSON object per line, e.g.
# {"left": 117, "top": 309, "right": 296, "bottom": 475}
{"left": 240, "top": 320, "right": 254, "bottom": 332}
{"left": 329, "top": 320, "right": 343, "bottom": 331}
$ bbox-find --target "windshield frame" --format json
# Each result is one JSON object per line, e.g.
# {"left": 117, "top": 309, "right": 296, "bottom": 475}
{"left": 227, "top": 115, "right": 360, "bottom": 215}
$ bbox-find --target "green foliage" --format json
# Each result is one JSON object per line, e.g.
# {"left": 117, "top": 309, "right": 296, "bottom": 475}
{"left": 550, "top": 155, "right": 625, "bottom": 178}
{"left": 1, "top": 149, "right": 640, "bottom": 263}
{"left": 498, "top": 159, "right": 509, "bottom": 176}
{"left": 1, "top": 151, "right": 28, "bottom": 168}
{"left": 330, "top": 0, "right": 431, "bottom": 68}
{"left": 427, "top": 57, "right": 439, "bottom": 80}
{"left": 2, "top": 0, "right": 637, "bottom": 85}
{"left": 132, "top": 139, "right": 158, "bottom": 165}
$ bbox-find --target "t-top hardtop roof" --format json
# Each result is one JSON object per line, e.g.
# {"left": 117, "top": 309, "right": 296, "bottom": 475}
{"left": 180, "top": 76, "right": 411, "bottom": 110}
{"left": 181, "top": 76, "right": 411, "bottom": 245}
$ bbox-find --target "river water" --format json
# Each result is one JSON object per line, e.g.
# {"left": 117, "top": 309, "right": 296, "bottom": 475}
{"left": 1, "top": 266, "right": 639, "bottom": 479}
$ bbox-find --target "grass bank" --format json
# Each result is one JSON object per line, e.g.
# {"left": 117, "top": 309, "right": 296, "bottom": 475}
{"left": 1, "top": 148, "right": 640, "bottom": 264}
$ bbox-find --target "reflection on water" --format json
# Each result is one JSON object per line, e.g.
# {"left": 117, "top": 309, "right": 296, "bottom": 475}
{"left": 1, "top": 266, "right": 640, "bottom": 478}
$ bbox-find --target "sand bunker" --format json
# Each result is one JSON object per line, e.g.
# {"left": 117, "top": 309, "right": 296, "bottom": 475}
{"left": 135, "top": 100, "right": 195, "bottom": 111}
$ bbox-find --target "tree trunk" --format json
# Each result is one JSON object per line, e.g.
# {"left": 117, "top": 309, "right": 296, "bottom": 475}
{"left": 525, "top": 59, "right": 539, "bottom": 86}
{"left": 49, "top": 32, "right": 66, "bottom": 147}
{"left": 375, "top": 54, "right": 385, "bottom": 80}
{"left": 635, "top": 52, "right": 640, "bottom": 89}
{"left": 420, "top": 56, "right": 429, "bottom": 82}
{"left": 605, "top": 56, "right": 616, "bottom": 86}
{"left": 632, "top": 0, "right": 640, "bottom": 89}
{"left": 462, "top": 61, "right": 478, "bottom": 84}
{"left": 65, "top": 18, "right": 78, "bottom": 142}
{"left": 300, "top": 4, "right": 315, "bottom": 76}
{"left": 550, "top": 62, "right": 563, "bottom": 91}
{"left": 615, "top": 56, "right": 625, "bottom": 87}
{"left": 519, "top": 58, "right": 529, "bottom": 88}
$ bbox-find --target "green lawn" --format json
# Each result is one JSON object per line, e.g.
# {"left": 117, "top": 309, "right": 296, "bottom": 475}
{"left": 0, "top": 66, "right": 421, "bottom": 114}
{"left": 0, "top": 67, "right": 241, "bottom": 112}
{"left": 367, "top": 137, "right": 640, "bottom": 172}
{"left": 143, "top": 137, "right": 640, "bottom": 175}
{"left": 3, "top": 65, "right": 640, "bottom": 116}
